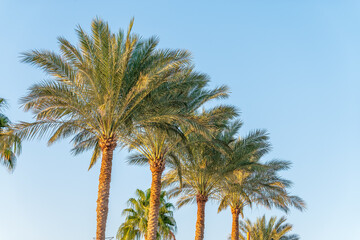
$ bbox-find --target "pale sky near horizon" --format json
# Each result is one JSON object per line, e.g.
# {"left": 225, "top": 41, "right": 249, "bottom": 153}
{"left": 1, "top": 0, "right": 360, "bottom": 239}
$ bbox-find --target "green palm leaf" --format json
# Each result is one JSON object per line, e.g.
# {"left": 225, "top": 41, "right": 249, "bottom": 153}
{"left": 0, "top": 98, "right": 21, "bottom": 171}
{"left": 239, "top": 215, "right": 300, "bottom": 240}
{"left": 117, "top": 189, "right": 177, "bottom": 240}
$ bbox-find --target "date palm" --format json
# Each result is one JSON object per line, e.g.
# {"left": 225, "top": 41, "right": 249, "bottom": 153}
{"left": 126, "top": 80, "right": 236, "bottom": 239}
{"left": 0, "top": 98, "right": 21, "bottom": 171}
{"left": 163, "top": 120, "right": 270, "bottom": 240}
{"left": 216, "top": 162, "right": 305, "bottom": 240}
{"left": 117, "top": 189, "right": 176, "bottom": 240}
{"left": 239, "top": 215, "right": 300, "bottom": 240}
{"left": 18, "top": 18, "right": 204, "bottom": 240}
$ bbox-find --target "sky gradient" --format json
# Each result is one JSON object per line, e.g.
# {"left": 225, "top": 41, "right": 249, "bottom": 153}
{"left": 1, "top": 0, "right": 359, "bottom": 239}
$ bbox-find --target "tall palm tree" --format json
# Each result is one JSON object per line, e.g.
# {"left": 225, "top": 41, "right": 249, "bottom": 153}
{"left": 0, "top": 98, "right": 21, "bottom": 170}
{"left": 163, "top": 120, "right": 270, "bottom": 240}
{"left": 126, "top": 79, "right": 236, "bottom": 240}
{"left": 239, "top": 215, "right": 300, "bottom": 240}
{"left": 117, "top": 189, "right": 176, "bottom": 240}
{"left": 18, "top": 18, "right": 204, "bottom": 240}
{"left": 216, "top": 162, "right": 305, "bottom": 240}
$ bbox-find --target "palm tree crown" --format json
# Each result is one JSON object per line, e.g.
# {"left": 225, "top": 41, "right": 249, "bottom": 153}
{"left": 164, "top": 120, "right": 270, "bottom": 207}
{"left": 19, "top": 18, "right": 193, "bottom": 161}
{"left": 239, "top": 215, "right": 300, "bottom": 240}
{"left": 117, "top": 189, "right": 176, "bottom": 240}
{"left": 216, "top": 160, "right": 305, "bottom": 215}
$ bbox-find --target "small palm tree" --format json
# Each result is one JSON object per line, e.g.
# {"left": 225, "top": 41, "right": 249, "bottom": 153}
{"left": 117, "top": 189, "right": 176, "bottom": 240}
{"left": 18, "top": 18, "right": 201, "bottom": 240}
{"left": 239, "top": 215, "right": 300, "bottom": 240}
{"left": 163, "top": 120, "right": 270, "bottom": 240}
{"left": 0, "top": 98, "right": 21, "bottom": 170}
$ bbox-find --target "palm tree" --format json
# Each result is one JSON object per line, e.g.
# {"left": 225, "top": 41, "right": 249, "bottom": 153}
{"left": 216, "top": 162, "right": 305, "bottom": 240}
{"left": 18, "top": 18, "right": 205, "bottom": 240}
{"left": 125, "top": 79, "right": 236, "bottom": 240}
{"left": 117, "top": 189, "right": 176, "bottom": 240}
{"left": 239, "top": 215, "right": 300, "bottom": 240}
{"left": 0, "top": 98, "right": 21, "bottom": 170}
{"left": 163, "top": 120, "right": 270, "bottom": 240}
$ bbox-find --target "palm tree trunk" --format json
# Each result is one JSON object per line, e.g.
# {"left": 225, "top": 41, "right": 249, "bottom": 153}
{"left": 195, "top": 194, "right": 208, "bottom": 240}
{"left": 146, "top": 158, "right": 165, "bottom": 240}
{"left": 231, "top": 207, "right": 240, "bottom": 240}
{"left": 96, "top": 138, "right": 116, "bottom": 240}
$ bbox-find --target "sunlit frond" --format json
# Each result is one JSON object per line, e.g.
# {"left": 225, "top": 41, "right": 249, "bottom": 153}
{"left": 239, "top": 215, "right": 299, "bottom": 240}
{"left": 117, "top": 188, "right": 177, "bottom": 240}
{"left": 0, "top": 98, "right": 22, "bottom": 171}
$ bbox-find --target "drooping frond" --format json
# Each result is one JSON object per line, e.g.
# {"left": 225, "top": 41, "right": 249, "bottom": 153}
{"left": 215, "top": 156, "right": 305, "bottom": 216}
{"left": 0, "top": 98, "right": 22, "bottom": 171}
{"left": 163, "top": 119, "right": 271, "bottom": 209}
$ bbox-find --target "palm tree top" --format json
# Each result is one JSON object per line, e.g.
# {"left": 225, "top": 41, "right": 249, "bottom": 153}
{"left": 163, "top": 119, "right": 271, "bottom": 207}
{"left": 18, "top": 18, "right": 233, "bottom": 170}
{"left": 216, "top": 158, "right": 306, "bottom": 217}
{"left": 239, "top": 215, "right": 300, "bottom": 240}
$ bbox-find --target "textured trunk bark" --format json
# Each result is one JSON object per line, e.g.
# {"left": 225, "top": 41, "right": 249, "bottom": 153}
{"left": 231, "top": 207, "right": 240, "bottom": 240}
{"left": 195, "top": 194, "right": 208, "bottom": 240}
{"left": 146, "top": 158, "right": 165, "bottom": 240}
{"left": 96, "top": 138, "right": 116, "bottom": 240}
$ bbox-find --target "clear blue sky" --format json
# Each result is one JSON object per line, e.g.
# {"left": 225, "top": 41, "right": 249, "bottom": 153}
{"left": 1, "top": 0, "right": 359, "bottom": 239}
